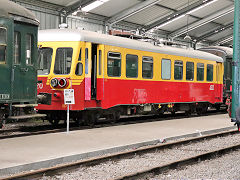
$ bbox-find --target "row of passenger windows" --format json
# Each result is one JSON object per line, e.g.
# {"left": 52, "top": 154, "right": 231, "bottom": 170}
{"left": 107, "top": 51, "right": 214, "bottom": 82}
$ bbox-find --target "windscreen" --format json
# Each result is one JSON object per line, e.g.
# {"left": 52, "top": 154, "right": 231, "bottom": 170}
{"left": 38, "top": 47, "right": 53, "bottom": 75}
{"left": 54, "top": 48, "right": 73, "bottom": 75}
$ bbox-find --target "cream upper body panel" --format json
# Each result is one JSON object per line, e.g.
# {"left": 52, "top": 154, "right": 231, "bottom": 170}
{"left": 39, "top": 29, "right": 223, "bottom": 63}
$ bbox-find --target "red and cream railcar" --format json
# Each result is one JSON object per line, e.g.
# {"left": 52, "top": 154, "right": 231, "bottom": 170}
{"left": 37, "top": 29, "right": 224, "bottom": 125}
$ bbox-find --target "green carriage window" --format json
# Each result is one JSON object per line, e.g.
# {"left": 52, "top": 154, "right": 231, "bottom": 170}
{"left": 174, "top": 60, "right": 183, "bottom": 80}
{"left": 26, "top": 34, "right": 33, "bottom": 65}
{"left": 197, "top": 63, "right": 204, "bottom": 81}
{"left": 0, "top": 28, "right": 7, "bottom": 63}
{"left": 186, "top": 62, "right": 194, "bottom": 81}
{"left": 126, "top": 54, "right": 138, "bottom": 78}
{"left": 14, "top": 31, "right": 20, "bottom": 64}
{"left": 107, "top": 52, "right": 121, "bottom": 77}
{"left": 38, "top": 47, "right": 53, "bottom": 75}
{"left": 161, "top": 59, "right": 171, "bottom": 80}
{"left": 142, "top": 56, "right": 153, "bottom": 79}
{"left": 207, "top": 64, "right": 213, "bottom": 81}
{"left": 54, "top": 48, "right": 73, "bottom": 75}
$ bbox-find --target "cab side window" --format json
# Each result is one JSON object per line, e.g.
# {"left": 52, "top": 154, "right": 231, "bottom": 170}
{"left": 75, "top": 48, "right": 83, "bottom": 76}
{"left": 0, "top": 28, "right": 7, "bottom": 63}
{"left": 107, "top": 52, "right": 121, "bottom": 77}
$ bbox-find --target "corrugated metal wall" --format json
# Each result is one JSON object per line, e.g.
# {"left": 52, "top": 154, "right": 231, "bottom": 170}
{"left": 15, "top": 1, "right": 60, "bottom": 30}
{"left": 13, "top": 1, "right": 139, "bottom": 33}
{"left": 67, "top": 16, "right": 104, "bottom": 33}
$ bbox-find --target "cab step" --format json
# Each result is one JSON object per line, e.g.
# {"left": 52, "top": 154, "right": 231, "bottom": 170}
{"left": 8, "top": 114, "right": 46, "bottom": 120}
{"left": 12, "top": 104, "right": 38, "bottom": 108}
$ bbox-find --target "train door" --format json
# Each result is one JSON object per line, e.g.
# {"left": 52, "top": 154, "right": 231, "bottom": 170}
{"left": 85, "top": 42, "right": 91, "bottom": 101}
{"left": 12, "top": 22, "right": 37, "bottom": 101}
{"left": 0, "top": 23, "right": 11, "bottom": 102}
{"left": 84, "top": 42, "right": 99, "bottom": 100}
{"left": 91, "top": 43, "right": 98, "bottom": 99}
{"left": 216, "top": 62, "right": 222, "bottom": 99}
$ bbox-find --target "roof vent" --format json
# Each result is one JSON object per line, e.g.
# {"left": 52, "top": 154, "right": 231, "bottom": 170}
{"left": 59, "top": 23, "right": 68, "bottom": 29}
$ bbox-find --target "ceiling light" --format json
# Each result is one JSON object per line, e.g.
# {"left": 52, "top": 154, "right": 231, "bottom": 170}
{"left": 148, "top": 0, "right": 219, "bottom": 32}
{"left": 82, "top": 0, "right": 110, "bottom": 12}
{"left": 187, "top": 0, "right": 219, "bottom": 14}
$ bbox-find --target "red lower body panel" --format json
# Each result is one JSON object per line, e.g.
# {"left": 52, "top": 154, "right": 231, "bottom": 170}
{"left": 37, "top": 77, "right": 223, "bottom": 111}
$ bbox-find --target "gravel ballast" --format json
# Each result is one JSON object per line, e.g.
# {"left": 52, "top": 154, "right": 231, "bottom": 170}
{"left": 40, "top": 132, "right": 240, "bottom": 180}
{"left": 154, "top": 150, "right": 240, "bottom": 179}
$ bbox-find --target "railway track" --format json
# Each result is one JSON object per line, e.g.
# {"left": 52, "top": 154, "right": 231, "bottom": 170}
{"left": 0, "top": 110, "right": 226, "bottom": 140}
{"left": 2, "top": 129, "right": 239, "bottom": 180}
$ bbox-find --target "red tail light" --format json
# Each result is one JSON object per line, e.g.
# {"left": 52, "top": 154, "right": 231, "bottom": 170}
{"left": 58, "top": 78, "right": 67, "bottom": 88}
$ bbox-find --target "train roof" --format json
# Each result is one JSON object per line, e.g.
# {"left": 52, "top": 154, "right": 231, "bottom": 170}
{"left": 198, "top": 46, "right": 233, "bottom": 58}
{"left": 0, "top": 0, "right": 39, "bottom": 26}
{"left": 39, "top": 29, "right": 223, "bottom": 62}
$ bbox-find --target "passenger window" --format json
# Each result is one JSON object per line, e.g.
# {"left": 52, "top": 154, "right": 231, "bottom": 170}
{"left": 38, "top": 47, "right": 53, "bottom": 75}
{"left": 186, "top": 62, "right": 194, "bottom": 81}
{"left": 54, "top": 48, "right": 73, "bottom": 75}
{"left": 14, "top": 31, "right": 20, "bottom": 64}
{"left": 0, "top": 28, "right": 7, "bottom": 63}
{"left": 142, "top": 56, "right": 153, "bottom": 79}
{"left": 99, "top": 50, "right": 102, "bottom": 75}
{"left": 126, "top": 54, "right": 138, "bottom": 78}
{"left": 107, "top": 52, "right": 121, "bottom": 77}
{"left": 26, "top": 34, "right": 33, "bottom": 65}
{"left": 161, "top": 59, "right": 171, "bottom": 80}
{"left": 197, "top": 63, "right": 204, "bottom": 81}
{"left": 85, "top": 48, "right": 88, "bottom": 74}
{"left": 174, "top": 60, "right": 183, "bottom": 80}
{"left": 207, "top": 64, "right": 213, "bottom": 81}
{"left": 75, "top": 62, "right": 83, "bottom": 76}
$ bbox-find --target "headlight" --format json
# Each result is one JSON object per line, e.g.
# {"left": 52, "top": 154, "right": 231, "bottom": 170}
{"left": 58, "top": 78, "right": 67, "bottom": 88}
{"left": 50, "top": 78, "right": 58, "bottom": 88}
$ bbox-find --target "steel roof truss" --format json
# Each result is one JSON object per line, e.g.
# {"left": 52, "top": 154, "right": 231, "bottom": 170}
{"left": 106, "top": 0, "right": 164, "bottom": 26}
{"left": 169, "top": 5, "right": 234, "bottom": 39}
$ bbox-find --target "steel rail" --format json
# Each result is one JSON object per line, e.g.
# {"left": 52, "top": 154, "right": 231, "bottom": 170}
{"left": 115, "top": 142, "right": 240, "bottom": 180}
{"left": 1, "top": 129, "right": 238, "bottom": 180}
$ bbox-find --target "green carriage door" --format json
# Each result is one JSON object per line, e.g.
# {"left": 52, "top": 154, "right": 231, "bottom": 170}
{"left": 12, "top": 23, "right": 37, "bottom": 101}
{"left": 0, "top": 26, "right": 11, "bottom": 101}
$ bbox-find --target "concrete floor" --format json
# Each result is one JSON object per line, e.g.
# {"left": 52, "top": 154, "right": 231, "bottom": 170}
{"left": 0, "top": 113, "right": 235, "bottom": 177}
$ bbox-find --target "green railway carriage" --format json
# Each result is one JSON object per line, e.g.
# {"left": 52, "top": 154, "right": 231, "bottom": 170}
{"left": 0, "top": 0, "right": 40, "bottom": 127}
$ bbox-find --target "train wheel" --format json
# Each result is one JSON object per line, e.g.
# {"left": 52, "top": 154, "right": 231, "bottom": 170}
{"left": 215, "top": 104, "right": 221, "bottom": 111}
{"left": 49, "top": 119, "right": 60, "bottom": 126}
{"left": 196, "top": 104, "right": 208, "bottom": 115}
{"left": 114, "top": 111, "right": 121, "bottom": 122}
{"left": 83, "top": 111, "right": 96, "bottom": 127}
{"left": 185, "top": 110, "right": 192, "bottom": 117}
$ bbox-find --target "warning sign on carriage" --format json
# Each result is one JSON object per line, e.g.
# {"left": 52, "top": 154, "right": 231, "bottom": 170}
{"left": 64, "top": 89, "right": 75, "bottom": 104}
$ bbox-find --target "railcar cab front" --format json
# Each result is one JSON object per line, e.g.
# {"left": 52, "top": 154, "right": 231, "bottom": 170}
{"left": 37, "top": 34, "right": 103, "bottom": 125}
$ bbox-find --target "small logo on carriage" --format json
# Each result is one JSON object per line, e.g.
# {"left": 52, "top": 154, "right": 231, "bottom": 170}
{"left": 210, "top": 85, "right": 214, "bottom": 90}
{"left": 0, "top": 94, "right": 10, "bottom": 99}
